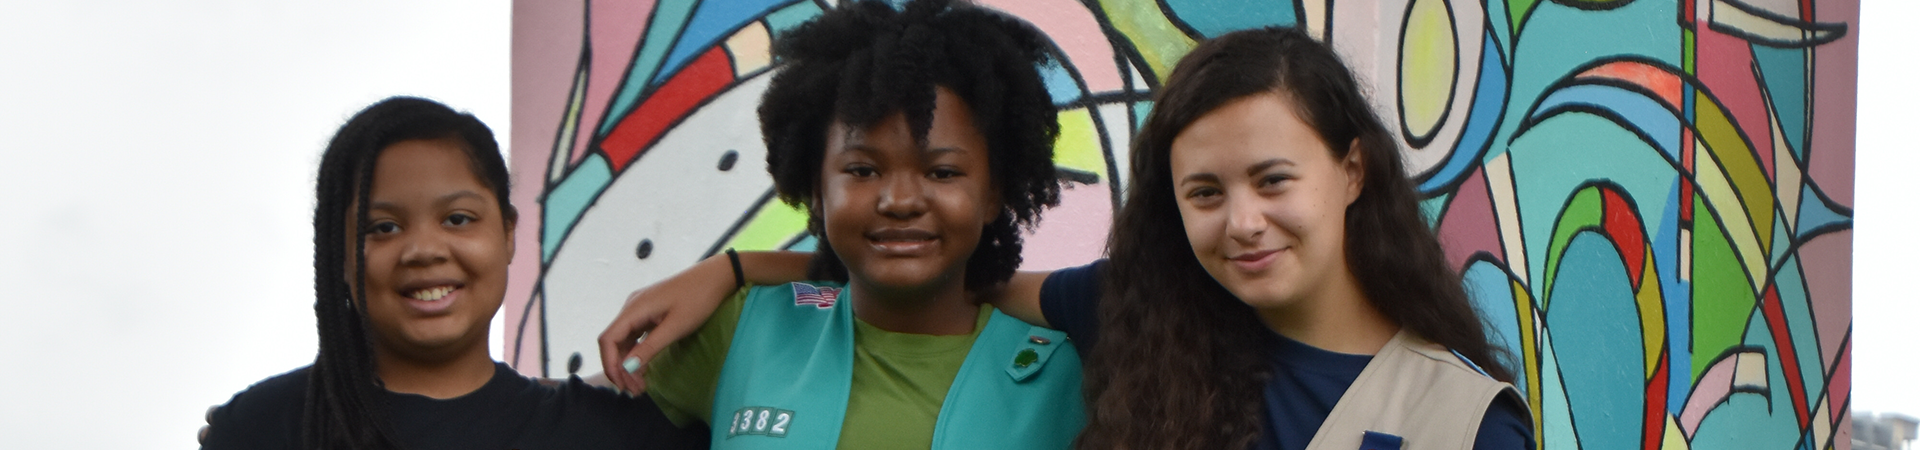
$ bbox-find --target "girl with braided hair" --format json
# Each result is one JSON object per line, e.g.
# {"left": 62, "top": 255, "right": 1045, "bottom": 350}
{"left": 597, "top": 1, "right": 1083, "bottom": 448}
{"left": 201, "top": 97, "right": 703, "bottom": 450}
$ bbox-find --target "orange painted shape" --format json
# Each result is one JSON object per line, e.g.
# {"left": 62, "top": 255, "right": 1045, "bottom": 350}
{"left": 1580, "top": 61, "right": 1684, "bottom": 111}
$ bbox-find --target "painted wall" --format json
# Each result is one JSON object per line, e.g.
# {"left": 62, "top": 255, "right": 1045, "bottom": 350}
{"left": 508, "top": 1, "right": 1855, "bottom": 448}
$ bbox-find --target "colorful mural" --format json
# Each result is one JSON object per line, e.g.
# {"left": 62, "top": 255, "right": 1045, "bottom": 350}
{"left": 507, "top": 0, "right": 1856, "bottom": 448}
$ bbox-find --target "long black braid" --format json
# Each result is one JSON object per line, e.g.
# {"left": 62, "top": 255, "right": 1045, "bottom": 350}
{"left": 759, "top": 0, "right": 1062, "bottom": 291}
{"left": 305, "top": 97, "right": 512, "bottom": 450}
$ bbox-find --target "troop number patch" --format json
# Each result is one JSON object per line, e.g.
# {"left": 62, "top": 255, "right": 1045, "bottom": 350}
{"left": 727, "top": 407, "right": 794, "bottom": 438}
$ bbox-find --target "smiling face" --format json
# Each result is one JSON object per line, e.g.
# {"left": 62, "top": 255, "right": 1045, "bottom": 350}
{"left": 348, "top": 138, "right": 514, "bottom": 363}
{"left": 1170, "top": 92, "right": 1363, "bottom": 313}
{"left": 818, "top": 87, "right": 1000, "bottom": 299}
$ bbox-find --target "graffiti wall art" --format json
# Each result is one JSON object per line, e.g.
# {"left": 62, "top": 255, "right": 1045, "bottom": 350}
{"left": 508, "top": 0, "right": 1856, "bottom": 448}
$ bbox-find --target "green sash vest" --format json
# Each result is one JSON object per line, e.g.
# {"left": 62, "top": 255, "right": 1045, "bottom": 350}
{"left": 710, "top": 282, "right": 1085, "bottom": 449}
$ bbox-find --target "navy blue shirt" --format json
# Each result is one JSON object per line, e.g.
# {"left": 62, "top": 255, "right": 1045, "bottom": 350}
{"left": 1039, "top": 261, "right": 1533, "bottom": 450}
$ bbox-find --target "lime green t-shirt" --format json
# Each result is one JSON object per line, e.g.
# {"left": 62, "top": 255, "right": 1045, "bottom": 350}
{"left": 646, "top": 286, "right": 993, "bottom": 450}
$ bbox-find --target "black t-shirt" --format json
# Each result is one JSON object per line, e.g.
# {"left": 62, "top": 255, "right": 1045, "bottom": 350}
{"left": 1039, "top": 261, "right": 1534, "bottom": 450}
{"left": 201, "top": 362, "right": 708, "bottom": 450}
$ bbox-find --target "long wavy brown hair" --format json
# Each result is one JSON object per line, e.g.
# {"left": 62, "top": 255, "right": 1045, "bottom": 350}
{"left": 1078, "top": 27, "right": 1515, "bottom": 449}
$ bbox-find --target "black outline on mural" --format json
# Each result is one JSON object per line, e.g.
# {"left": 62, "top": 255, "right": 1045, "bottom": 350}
{"left": 1706, "top": 0, "right": 1847, "bottom": 49}
{"left": 702, "top": 188, "right": 782, "bottom": 259}
{"left": 1395, "top": 0, "right": 1462, "bottom": 150}
{"left": 1411, "top": 22, "right": 1512, "bottom": 196}
{"left": 1685, "top": 345, "right": 1777, "bottom": 411}
{"left": 1546, "top": 0, "right": 1633, "bottom": 12}
{"left": 1079, "top": 0, "right": 1166, "bottom": 92}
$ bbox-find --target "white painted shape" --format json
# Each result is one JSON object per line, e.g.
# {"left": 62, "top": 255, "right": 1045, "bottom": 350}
{"left": 1097, "top": 101, "right": 1133, "bottom": 193}
{"left": 540, "top": 73, "right": 775, "bottom": 375}
{"left": 1732, "top": 350, "right": 1771, "bottom": 390}
{"left": 1488, "top": 152, "right": 1529, "bottom": 285}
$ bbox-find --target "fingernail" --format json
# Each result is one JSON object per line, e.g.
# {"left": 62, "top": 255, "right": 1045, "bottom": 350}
{"left": 622, "top": 356, "right": 643, "bottom": 374}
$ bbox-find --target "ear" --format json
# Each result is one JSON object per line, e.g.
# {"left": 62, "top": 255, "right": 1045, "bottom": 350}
{"left": 1342, "top": 139, "right": 1365, "bottom": 205}
{"left": 503, "top": 207, "right": 519, "bottom": 259}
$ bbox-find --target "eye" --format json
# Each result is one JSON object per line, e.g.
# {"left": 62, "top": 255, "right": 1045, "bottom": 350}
{"left": 1183, "top": 186, "right": 1223, "bottom": 207}
{"left": 928, "top": 166, "right": 963, "bottom": 180}
{"left": 445, "top": 213, "right": 478, "bottom": 227}
{"left": 845, "top": 164, "right": 877, "bottom": 178}
{"left": 368, "top": 220, "right": 401, "bottom": 236}
{"left": 1257, "top": 173, "right": 1292, "bottom": 188}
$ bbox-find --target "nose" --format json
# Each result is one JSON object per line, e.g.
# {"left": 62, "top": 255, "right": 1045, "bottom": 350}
{"left": 876, "top": 173, "right": 928, "bottom": 220}
{"left": 1224, "top": 191, "right": 1267, "bottom": 245}
{"left": 398, "top": 227, "right": 451, "bottom": 267}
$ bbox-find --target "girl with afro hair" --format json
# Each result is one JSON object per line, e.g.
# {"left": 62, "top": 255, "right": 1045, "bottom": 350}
{"left": 599, "top": 1, "right": 1082, "bottom": 449}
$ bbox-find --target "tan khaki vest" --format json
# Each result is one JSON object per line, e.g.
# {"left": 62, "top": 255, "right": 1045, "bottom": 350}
{"left": 1303, "top": 330, "right": 1530, "bottom": 450}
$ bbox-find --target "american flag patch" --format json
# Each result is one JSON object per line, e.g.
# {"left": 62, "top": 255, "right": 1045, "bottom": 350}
{"left": 792, "top": 282, "right": 840, "bottom": 309}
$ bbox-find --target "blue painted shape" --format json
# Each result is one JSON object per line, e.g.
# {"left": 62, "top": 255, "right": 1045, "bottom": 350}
{"left": 1507, "top": 114, "right": 1680, "bottom": 286}
{"left": 764, "top": 0, "right": 823, "bottom": 36}
{"left": 1464, "top": 260, "right": 1527, "bottom": 395}
{"left": 1162, "top": 0, "right": 1297, "bottom": 38}
{"left": 784, "top": 234, "right": 818, "bottom": 252}
{"left": 1419, "top": 194, "right": 1448, "bottom": 228}
{"left": 1487, "top": 0, "right": 1514, "bottom": 52}
{"left": 542, "top": 153, "right": 615, "bottom": 262}
{"left": 650, "top": 0, "right": 795, "bottom": 87}
{"left": 1654, "top": 178, "right": 1692, "bottom": 415}
{"left": 1771, "top": 210, "right": 1792, "bottom": 265}
{"left": 1535, "top": 332, "right": 1578, "bottom": 447}
{"left": 600, "top": 0, "right": 702, "bottom": 136}
{"left": 1752, "top": 44, "right": 1809, "bottom": 160}
{"left": 1133, "top": 101, "right": 1154, "bottom": 130}
{"left": 1528, "top": 84, "right": 1682, "bottom": 162}
{"left": 1795, "top": 182, "right": 1850, "bottom": 238}
{"left": 1691, "top": 308, "right": 1809, "bottom": 450}
{"left": 1544, "top": 232, "right": 1644, "bottom": 450}
{"left": 1418, "top": 32, "right": 1510, "bottom": 194}
{"left": 1040, "top": 57, "right": 1085, "bottom": 106}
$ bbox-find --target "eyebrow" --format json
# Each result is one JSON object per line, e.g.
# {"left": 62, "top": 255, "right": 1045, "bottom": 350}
{"left": 837, "top": 144, "right": 969, "bottom": 160}
{"left": 369, "top": 190, "right": 488, "bottom": 212}
{"left": 1178, "top": 158, "right": 1295, "bottom": 187}
{"left": 1245, "top": 158, "right": 1293, "bottom": 177}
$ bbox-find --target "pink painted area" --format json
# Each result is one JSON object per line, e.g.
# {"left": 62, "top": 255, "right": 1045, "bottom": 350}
{"left": 1828, "top": 332, "right": 1850, "bottom": 428}
{"left": 572, "top": 0, "right": 659, "bottom": 164}
{"left": 1019, "top": 181, "right": 1114, "bottom": 271}
{"left": 1806, "top": 0, "right": 1857, "bottom": 208}
{"left": 507, "top": 295, "right": 546, "bottom": 373}
{"left": 1581, "top": 61, "right": 1684, "bottom": 111}
{"left": 977, "top": 0, "right": 1124, "bottom": 93}
{"left": 1798, "top": 229, "right": 1851, "bottom": 367}
{"left": 508, "top": 0, "right": 585, "bottom": 375}
{"left": 1437, "top": 166, "right": 1505, "bottom": 272}
{"left": 1680, "top": 355, "right": 1739, "bottom": 436}
{"left": 1694, "top": 19, "right": 1776, "bottom": 175}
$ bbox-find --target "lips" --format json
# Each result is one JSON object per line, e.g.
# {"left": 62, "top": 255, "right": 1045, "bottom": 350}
{"left": 398, "top": 281, "right": 464, "bottom": 315}
{"left": 865, "top": 228, "right": 939, "bottom": 255}
{"left": 1228, "top": 248, "right": 1281, "bottom": 272}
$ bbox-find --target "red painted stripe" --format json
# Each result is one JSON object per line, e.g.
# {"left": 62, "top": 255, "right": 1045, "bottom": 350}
{"left": 599, "top": 47, "right": 736, "bottom": 172}
{"left": 1680, "top": 129, "right": 1695, "bottom": 223}
{"left": 1759, "top": 284, "right": 1811, "bottom": 429}
{"left": 1602, "top": 189, "right": 1647, "bottom": 286}
{"left": 1643, "top": 346, "right": 1670, "bottom": 450}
